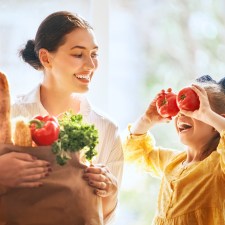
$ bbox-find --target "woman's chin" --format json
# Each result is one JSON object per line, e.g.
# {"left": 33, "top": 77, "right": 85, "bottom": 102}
{"left": 73, "top": 86, "right": 89, "bottom": 94}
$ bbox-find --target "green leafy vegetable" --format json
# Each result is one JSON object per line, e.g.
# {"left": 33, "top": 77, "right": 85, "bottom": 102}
{"left": 52, "top": 111, "right": 99, "bottom": 166}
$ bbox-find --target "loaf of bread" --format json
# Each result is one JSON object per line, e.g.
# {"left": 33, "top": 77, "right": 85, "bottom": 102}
{"left": 0, "top": 72, "right": 12, "bottom": 144}
{"left": 13, "top": 120, "right": 32, "bottom": 147}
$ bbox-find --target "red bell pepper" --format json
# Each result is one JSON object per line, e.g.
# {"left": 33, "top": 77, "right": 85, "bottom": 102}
{"left": 29, "top": 115, "right": 60, "bottom": 146}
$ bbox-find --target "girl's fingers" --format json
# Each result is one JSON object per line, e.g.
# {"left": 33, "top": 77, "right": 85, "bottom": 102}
{"left": 191, "top": 84, "right": 207, "bottom": 96}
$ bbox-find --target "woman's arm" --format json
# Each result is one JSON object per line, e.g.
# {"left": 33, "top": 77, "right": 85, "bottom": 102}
{"left": 83, "top": 130, "right": 123, "bottom": 224}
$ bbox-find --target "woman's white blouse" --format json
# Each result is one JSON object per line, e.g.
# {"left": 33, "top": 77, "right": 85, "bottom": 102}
{"left": 11, "top": 84, "right": 124, "bottom": 225}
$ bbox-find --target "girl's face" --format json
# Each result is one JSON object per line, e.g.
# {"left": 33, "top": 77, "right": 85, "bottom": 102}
{"left": 175, "top": 114, "right": 215, "bottom": 147}
{"left": 46, "top": 28, "right": 99, "bottom": 93}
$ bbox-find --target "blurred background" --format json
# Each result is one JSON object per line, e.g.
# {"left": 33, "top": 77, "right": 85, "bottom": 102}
{"left": 1, "top": 0, "right": 225, "bottom": 224}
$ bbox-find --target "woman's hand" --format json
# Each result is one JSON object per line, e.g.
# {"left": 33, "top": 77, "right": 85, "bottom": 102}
{"left": 0, "top": 152, "right": 51, "bottom": 188}
{"left": 83, "top": 164, "right": 117, "bottom": 197}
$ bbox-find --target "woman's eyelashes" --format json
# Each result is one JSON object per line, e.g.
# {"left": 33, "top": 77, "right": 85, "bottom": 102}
{"left": 71, "top": 52, "right": 98, "bottom": 59}
{"left": 72, "top": 53, "right": 82, "bottom": 58}
{"left": 91, "top": 52, "right": 98, "bottom": 58}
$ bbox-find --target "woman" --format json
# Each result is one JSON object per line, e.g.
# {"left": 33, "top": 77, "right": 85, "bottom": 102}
{"left": 9, "top": 11, "right": 123, "bottom": 224}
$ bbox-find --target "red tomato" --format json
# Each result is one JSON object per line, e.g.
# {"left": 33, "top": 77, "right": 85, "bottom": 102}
{"left": 177, "top": 87, "right": 200, "bottom": 111}
{"left": 156, "top": 89, "right": 180, "bottom": 118}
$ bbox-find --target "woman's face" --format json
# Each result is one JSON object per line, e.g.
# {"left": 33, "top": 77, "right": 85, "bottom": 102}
{"left": 46, "top": 28, "right": 99, "bottom": 93}
{"left": 175, "top": 113, "right": 215, "bottom": 147}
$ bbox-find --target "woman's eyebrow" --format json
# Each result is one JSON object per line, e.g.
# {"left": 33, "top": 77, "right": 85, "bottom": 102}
{"left": 71, "top": 45, "right": 99, "bottom": 50}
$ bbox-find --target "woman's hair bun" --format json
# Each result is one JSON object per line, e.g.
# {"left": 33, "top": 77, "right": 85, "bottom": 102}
{"left": 19, "top": 40, "right": 42, "bottom": 70}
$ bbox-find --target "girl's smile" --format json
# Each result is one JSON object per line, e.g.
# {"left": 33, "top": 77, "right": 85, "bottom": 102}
{"left": 177, "top": 121, "right": 192, "bottom": 133}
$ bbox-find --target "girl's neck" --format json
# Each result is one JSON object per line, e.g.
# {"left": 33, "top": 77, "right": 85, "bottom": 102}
{"left": 186, "top": 134, "right": 220, "bottom": 163}
{"left": 40, "top": 84, "right": 80, "bottom": 116}
{"left": 185, "top": 148, "right": 204, "bottom": 163}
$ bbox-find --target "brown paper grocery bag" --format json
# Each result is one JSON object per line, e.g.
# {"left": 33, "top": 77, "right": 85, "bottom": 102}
{"left": 0, "top": 144, "right": 103, "bottom": 225}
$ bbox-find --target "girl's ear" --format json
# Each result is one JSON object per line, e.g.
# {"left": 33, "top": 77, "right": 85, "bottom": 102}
{"left": 39, "top": 48, "right": 52, "bottom": 69}
{"left": 221, "top": 114, "right": 225, "bottom": 118}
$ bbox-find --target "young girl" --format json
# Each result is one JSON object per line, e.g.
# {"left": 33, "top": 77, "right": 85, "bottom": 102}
{"left": 124, "top": 75, "right": 225, "bottom": 225}
{"left": 1, "top": 11, "right": 123, "bottom": 224}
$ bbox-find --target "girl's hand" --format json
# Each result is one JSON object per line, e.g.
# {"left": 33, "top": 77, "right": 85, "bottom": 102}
{"left": 179, "top": 84, "right": 213, "bottom": 123}
{"left": 83, "top": 164, "right": 117, "bottom": 197}
{"left": 0, "top": 152, "right": 51, "bottom": 188}
{"left": 130, "top": 89, "right": 175, "bottom": 135}
{"left": 145, "top": 89, "right": 172, "bottom": 124}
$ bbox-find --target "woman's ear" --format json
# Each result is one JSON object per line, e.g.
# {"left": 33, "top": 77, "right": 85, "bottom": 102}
{"left": 39, "top": 48, "right": 52, "bottom": 69}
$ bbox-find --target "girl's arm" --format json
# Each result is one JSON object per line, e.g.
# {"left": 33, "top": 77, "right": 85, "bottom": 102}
{"left": 130, "top": 90, "right": 171, "bottom": 135}
{"left": 123, "top": 90, "right": 177, "bottom": 177}
{"left": 217, "top": 131, "right": 225, "bottom": 174}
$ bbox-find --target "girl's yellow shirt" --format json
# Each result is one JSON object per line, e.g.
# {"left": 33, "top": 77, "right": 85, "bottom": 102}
{"left": 123, "top": 130, "right": 225, "bottom": 225}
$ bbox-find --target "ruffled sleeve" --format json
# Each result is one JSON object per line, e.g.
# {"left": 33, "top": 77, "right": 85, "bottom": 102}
{"left": 217, "top": 130, "right": 225, "bottom": 174}
{"left": 123, "top": 126, "right": 177, "bottom": 178}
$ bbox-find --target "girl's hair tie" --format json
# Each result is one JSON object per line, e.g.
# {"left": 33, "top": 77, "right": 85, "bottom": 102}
{"left": 195, "top": 75, "right": 217, "bottom": 84}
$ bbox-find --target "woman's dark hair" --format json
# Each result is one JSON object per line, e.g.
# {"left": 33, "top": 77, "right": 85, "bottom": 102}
{"left": 19, "top": 11, "right": 93, "bottom": 70}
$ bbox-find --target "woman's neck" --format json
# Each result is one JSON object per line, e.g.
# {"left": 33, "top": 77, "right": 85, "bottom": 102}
{"left": 40, "top": 84, "right": 80, "bottom": 116}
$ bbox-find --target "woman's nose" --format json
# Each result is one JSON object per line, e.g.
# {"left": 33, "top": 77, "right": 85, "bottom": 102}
{"left": 84, "top": 57, "right": 96, "bottom": 70}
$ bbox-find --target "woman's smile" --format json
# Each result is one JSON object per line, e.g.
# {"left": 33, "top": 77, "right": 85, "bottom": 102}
{"left": 74, "top": 73, "right": 91, "bottom": 83}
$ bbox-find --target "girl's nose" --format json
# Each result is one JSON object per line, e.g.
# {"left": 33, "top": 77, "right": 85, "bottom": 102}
{"left": 177, "top": 112, "right": 184, "bottom": 117}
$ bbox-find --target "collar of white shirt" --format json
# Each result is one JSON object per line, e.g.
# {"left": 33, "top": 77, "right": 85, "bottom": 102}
{"left": 17, "top": 83, "right": 92, "bottom": 116}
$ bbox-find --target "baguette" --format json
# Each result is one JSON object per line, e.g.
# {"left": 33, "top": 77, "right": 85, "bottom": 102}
{"left": 0, "top": 72, "right": 12, "bottom": 144}
{"left": 13, "top": 120, "right": 32, "bottom": 147}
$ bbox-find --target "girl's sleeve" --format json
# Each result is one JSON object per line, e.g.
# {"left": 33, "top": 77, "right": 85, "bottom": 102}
{"left": 217, "top": 130, "right": 225, "bottom": 174}
{"left": 123, "top": 127, "right": 177, "bottom": 178}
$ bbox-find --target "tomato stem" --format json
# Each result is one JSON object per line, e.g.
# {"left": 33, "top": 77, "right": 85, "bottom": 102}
{"left": 180, "top": 94, "right": 186, "bottom": 100}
